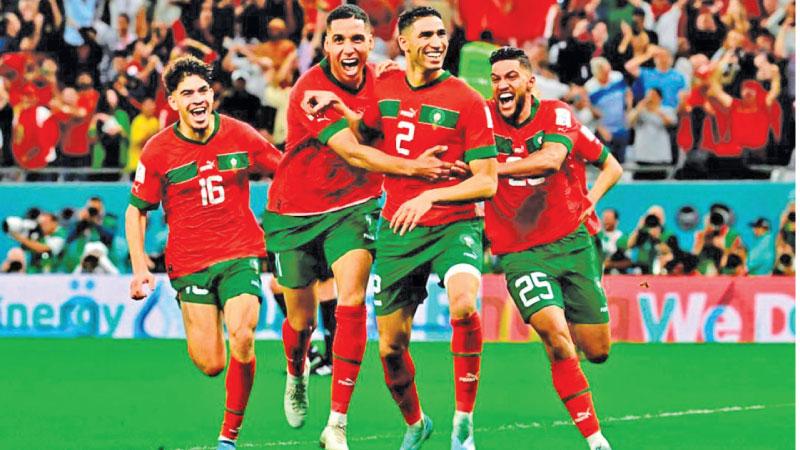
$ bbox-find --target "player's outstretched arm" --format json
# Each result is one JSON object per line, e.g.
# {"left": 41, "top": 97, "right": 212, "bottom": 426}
{"left": 326, "top": 127, "right": 451, "bottom": 180}
{"left": 498, "top": 142, "right": 568, "bottom": 178}
{"left": 390, "top": 158, "right": 498, "bottom": 235}
{"left": 580, "top": 152, "right": 624, "bottom": 222}
{"left": 125, "top": 205, "right": 155, "bottom": 300}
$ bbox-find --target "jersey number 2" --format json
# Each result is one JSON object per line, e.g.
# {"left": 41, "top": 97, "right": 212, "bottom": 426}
{"left": 396, "top": 120, "right": 415, "bottom": 156}
{"left": 199, "top": 175, "right": 225, "bottom": 206}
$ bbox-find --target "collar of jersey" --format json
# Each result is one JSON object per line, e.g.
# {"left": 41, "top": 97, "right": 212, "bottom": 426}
{"left": 320, "top": 58, "right": 367, "bottom": 95}
{"left": 501, "top": 95, "right": 540, "bottom": 129}
{"left": 172, "top": 112, "right": 221, "bottom": 145}
{"left": 405, "top": 70, "right": 451, "bottom": 91}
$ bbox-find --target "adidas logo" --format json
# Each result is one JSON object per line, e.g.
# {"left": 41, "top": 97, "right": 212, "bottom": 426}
{"left": 337, "top": 378, "right": 356, "bottom": 387}
{"left": 574, "top": 407, "right": 592, "bottom": 423}
{"left": 458, "top": 372, "right": 479, "bottom": 383}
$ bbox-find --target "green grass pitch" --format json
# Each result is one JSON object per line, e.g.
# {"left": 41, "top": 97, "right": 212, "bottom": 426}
{"left": 0, "top": 339, "right": 794, "bottom": 449}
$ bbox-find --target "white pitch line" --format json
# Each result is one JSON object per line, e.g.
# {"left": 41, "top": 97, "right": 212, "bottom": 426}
{"left": 177, "top": 403, "right": 794, "bottom": 449}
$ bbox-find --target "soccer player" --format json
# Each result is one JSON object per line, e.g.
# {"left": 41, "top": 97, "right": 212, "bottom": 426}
{"left": 360, "top": 7, "right": 498, "bottom": 450}
{"left": 126, "top": 56, "right": 281, "bottom": 450}
{"left": 263, "top": 5, "right": 452, "bottom": 449}
{"left": 485, "top": 46, "right": 620, "bottom": 450}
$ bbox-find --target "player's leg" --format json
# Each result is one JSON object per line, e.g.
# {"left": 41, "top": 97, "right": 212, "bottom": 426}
{"left": 173, "top": 270, "right": 227, "bottom": 376}
{"left": 377, "top": 303, "right": 433, "bottom": 449}
{"left": 431, "top": 219, "right": 485, "bottom": 450}
{"left": 218, "top": 293, "right": 260, "bottom": 447}
{"left": 563, "top": 235, "right": 612, "bottom": 365}
{"left": 180, "top": 302, "right": 226, "bottom": 376}
{"left": 274, "top": 247, "right": 322, "bottom": 429}
{"left": 211, "top": 258, "right": 263, "bottom": 449}
{"left": 314, "top": 277, "right": 337, "bottom": 375}
{"left": 319, "top": 200, "right": 380, "bottom": 448}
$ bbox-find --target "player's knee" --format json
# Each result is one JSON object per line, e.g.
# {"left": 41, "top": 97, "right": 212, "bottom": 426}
{"left": 584, "top": 344, "right": 611, "bottom": 364}
{"left": 287, "top": 314, "right": 317, "bottom": 332}
{"left": 449, "top": 292, "right": 477, "bottom": 319}
{"left": 337, "top": 290, "right": 366, "bottom": 307}
{"left": 229, "top": 325, "right": 256, "bottom": 357}
{"left": 195, "top": 358, "right": 225, "bottom": 377}
{"left": 378, "top": 335, "right": 409, "bottom": 359}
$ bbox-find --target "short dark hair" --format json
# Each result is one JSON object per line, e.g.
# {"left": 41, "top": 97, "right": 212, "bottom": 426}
{"left": 489, "top": 46, "right": 533, "bottom": 73}
{"left": 606, "top": 208, "right": 620, "bottom": 220}
{"left": 398, "top": 6, "right": 442, "bottom": 33}
{"left": 162, "top": 56, "right": 213, "bottom": 95}
{"left": 327, "top": 4, "right": 370, "bottom": 29}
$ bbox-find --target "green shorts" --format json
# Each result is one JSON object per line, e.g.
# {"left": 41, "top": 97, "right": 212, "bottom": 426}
{"left": 498, "top": 225, "right": 609, "bottom": 324}
{"left": 373, "top": 218, "right": 483, "bottom": 316}
{"left": 263, "top": 199, "right": 380, "bottom": 289}
{"left": 170, "top": 257, "right": 263, "bottom": 308}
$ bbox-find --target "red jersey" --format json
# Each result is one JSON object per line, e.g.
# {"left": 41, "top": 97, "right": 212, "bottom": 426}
{"left": 57, "top": 89, "right": 100, "bottom": 156}
{"left": 363, "top": 70, "right": 497, "bottom": 226}
{"left": 570, "top": 125, "right": 611, "bottom": 236}
{"left": 130, "top": 113, "right": 281, "bottom": 279}
{"left": 267, "top": 58, "right": 382, "bottom": 215}
{"left": 485, "top": 97, "right": 594, "bottom": 254}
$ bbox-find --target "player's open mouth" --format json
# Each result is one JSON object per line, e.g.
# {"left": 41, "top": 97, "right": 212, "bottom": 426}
{"left": 498, "top": 93, "right": 515, "bottom": 106}
{"left": 341, "top": 58, "right": 360, "bottom": 74}
{"left": 190, "top": 106, "right": 207, "bottom": 118}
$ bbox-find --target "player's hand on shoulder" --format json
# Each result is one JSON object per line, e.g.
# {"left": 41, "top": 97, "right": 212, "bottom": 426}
{"left": 375, "top": 59, "right": 402, "bottom": 78}
{"left": 130, "top": 270, "right": 156, "bottom": 301}
{"left": 390, "top": 193, "right": 434, "bottom": 236}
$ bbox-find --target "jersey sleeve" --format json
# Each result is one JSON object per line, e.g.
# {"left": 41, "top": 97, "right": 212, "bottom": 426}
{"left": 130, "top": 144, "right": 163, "bottom": 211}
{"left": 575, "top": 125, "right": 610, "bottom": 165}
{"left": 289, "top": 85, "right": 349, "bottom": 145}
{"left": 461, "top": 95, "right": 498, "bottom": 164}
{"left": 542, "top": 101, "right": 580, "bottom": 154}
{"left": 242, "top": 122, "right": 282, "bottom": 175}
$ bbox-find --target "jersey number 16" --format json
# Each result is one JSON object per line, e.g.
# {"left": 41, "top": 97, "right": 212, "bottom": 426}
{"left": 199, "top": 175, "right": 225, "bottom": 206}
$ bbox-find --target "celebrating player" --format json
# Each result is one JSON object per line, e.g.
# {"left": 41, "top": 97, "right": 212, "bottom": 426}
{"left": 361, "top": 7, "right": 497, "bottom": 450}
{"left": 125, "top": 56, "right": 281, "bottom": 450}
{"left": 485, "top": 46, "right": 620, "bottom": 450}
{"left": 263, "top": 5, "right": 453, "bottom": 450}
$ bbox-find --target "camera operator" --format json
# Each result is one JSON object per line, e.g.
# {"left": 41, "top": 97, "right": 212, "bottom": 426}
{"left": 62, "top": 197, "right": 116, "bottom": 271}
{"left": 628, "top": 207, "right": 674, "bottom": 274}
{"left": 776, "top": 201, "right": 795, "bottom": 258}
{"left": 3, "top": 210, "right": 66, "bottom": 273}
{"left": 692, "top": 205, "right": 746, "bottom": 275}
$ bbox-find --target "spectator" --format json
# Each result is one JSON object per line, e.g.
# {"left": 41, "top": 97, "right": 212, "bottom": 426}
{"left": 62, "top": 197, "right": 116, "bottom": 272}
{"left": 692, "top": 205, "right": 746, "bottom": 275}
{"left": 687, "top": 0, "right": 727, "bottom": 58}
{"left": 64, "top": 0, "right": 97, "bottom": 47}
{"left": 627, "top": 87, "right": 676, "bottom": 165}
{"left": 653, "top": 0, "right": 686, "bottom": 55}
{"left": 0, "top": 78, "right": 12, "bottom": 167}
{"left": 552, "top": 15, "right": 595, "bottom": 85}
{"left": 126, "top": 97, "right": 159, "bottom": 172}
{"left": 219, "top": 73, "right": 262, "bottom": 124}
{"left": 598, "top": 208, "right": 632, "bottom": 274}
{"left": 746, "top": 217, "right": 775, "bottom": 275}
{"left": 586, "top": 56, "right": 631, "bottom": 162}
{"left": 625, "top": 45, "right": 687, "bottom": 108}
{"left": 55, "top": 75, "right": 101, "bottom": 168}
{"left": 627, "top": 206, "right": 674, "bottom": 274}
{"left": 568, "top": 85, "right": 603, "bottom": 133}
{"left": 775, "top": 200, "right": 795, "bottom": 257}
{"left": 73, "top": 241, "right": 120, "bottom": 274}
{"left": 6, "top": 211, "right": 67, "bottom": 273}
{"left": 251, "top": 18, "right": 297, "bottom": 75}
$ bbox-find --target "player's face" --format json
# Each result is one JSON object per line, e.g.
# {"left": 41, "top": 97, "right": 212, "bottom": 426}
{"left": 399, "top": 16, "right": 448, "bottom": 72}
{"left": 169, "top": 74, "right": 214, "bottom": 132}
{"left": 324, "top": 17, "right": 374, "bottom": 86}
{"left": 491, "top": 59, "right": 535, "bottom": 120}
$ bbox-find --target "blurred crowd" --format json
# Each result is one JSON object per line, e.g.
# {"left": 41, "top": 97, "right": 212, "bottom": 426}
{"left": 0, "top": 0, "right": 794, "bottom": 180}
{"left": 589, "top": 197, "right": 796, "bottom": 276}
